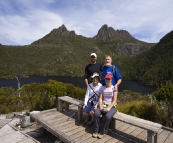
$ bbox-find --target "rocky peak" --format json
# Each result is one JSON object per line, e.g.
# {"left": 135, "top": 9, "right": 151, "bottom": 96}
{"left": 93, "top": 24, "right": 135, "bottom": 41}
{"left": 50, "top": 24, "right": 76, "bottom": 37}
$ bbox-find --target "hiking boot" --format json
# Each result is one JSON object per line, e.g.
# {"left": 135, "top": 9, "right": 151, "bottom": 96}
{"left": 97, "top": 133, "right": 105, "bottom": 139}
{"left": 87, "top": 120, "right": 94, "bottom": 126}
{"left": 92, "top": 133, "right": 98, "bottom": 138}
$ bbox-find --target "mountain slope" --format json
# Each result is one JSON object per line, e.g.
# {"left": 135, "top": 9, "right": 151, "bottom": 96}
{"left": 0, "top": 24, "right": 154, "bottom": 79}
{"left": 124, "top": 31, "right": 173, "bottom": 86}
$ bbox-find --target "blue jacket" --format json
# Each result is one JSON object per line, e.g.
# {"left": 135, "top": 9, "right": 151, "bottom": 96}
{"left": 101, "top": 65, "right": 122, "bottom": 86}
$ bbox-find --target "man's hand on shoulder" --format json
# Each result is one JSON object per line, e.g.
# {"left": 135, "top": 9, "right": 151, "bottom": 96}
{"left": 113, "top": 84, "right": 118, "bottom": 92}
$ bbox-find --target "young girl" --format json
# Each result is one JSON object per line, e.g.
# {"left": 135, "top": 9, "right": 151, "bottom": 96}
{"left": 93, "top": 73, "right": 117, "bottom": 138}
{"left": 83, "top": 72, "right": 102, "bottom": 125}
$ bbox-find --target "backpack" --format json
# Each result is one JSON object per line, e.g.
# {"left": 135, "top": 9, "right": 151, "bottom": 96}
{"left": 112, "top": 65, "right": 117, "bottom": 83}
{"left": 112, "top": 65, "right": 116, "bottom": 78}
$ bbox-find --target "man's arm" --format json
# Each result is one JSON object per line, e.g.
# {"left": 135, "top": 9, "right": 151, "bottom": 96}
{"left": 114, "top": 78, "right": 122, "bottom": 91}
{"left": 114, "top": 67, "right": 122, "bottom": 91}
{"left": 84, "top": 78, "right": 89, "bottom": 87}
{"left": 84, "top": 65, "right": 89, "bottom": 87}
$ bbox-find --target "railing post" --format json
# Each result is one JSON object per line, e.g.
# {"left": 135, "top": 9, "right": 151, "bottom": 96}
{"left": 58, "top": 99, "right": 62, "bottom": 112}
{"left": 147, "top": 131, "right": 158, "bottom": 143}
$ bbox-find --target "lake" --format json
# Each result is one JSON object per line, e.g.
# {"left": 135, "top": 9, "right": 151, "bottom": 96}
{"left": 0, "top": 76, "right": 156, "bottom": 95}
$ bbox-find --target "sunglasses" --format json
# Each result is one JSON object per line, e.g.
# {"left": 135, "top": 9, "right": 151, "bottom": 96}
{"left": 91, "top": 56, "right": 96, "bottom": 58}
{"left": 105, "top": 78, "right": 111, "bottom": 80}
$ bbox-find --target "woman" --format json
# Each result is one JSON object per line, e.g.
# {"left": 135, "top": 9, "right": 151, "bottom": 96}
{"left": 93, "top": 73, "right": 117, "bottom": 139}
{"left": 83, "top": 72, "right": 102, "bottom": 125}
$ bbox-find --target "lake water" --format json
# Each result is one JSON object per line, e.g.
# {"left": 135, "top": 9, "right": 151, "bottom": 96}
{"left": 0, "top": 76, "right": 156, "bottom": 95}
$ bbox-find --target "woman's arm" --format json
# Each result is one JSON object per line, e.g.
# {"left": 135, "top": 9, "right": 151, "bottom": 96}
{"left": 83, "top": 86, "right": 90, "bottom": 109}
{"left": 106, "top": 92, "right": 117, "bottom": 112}
{"left": 99, "top": 93, "right": 103, "bottom": 110}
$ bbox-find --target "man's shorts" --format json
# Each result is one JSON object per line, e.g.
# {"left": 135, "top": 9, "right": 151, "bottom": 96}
{"left": 83, "top": 102, "right": 96, "bottom": 114}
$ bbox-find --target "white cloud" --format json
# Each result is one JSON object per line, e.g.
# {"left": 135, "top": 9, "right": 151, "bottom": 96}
{"left": 0, "top": 10, "right": 63, "bottom": 45}
{"left": 0, "top": 0, "right": 173, "bottom": 45}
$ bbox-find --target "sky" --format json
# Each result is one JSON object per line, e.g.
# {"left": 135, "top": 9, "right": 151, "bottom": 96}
{"left": 0, "top": 0, "right": 173, "bottom": 45}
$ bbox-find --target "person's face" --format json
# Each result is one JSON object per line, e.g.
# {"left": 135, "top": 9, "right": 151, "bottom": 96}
{"left": 105, "top": 78, "right": 111, "bottom": 84}
{"left": 92, "top": 76, "right": 99, "bottom": 84}
{"left": 104, "top": 56, "right": 112, "bottom": 66}
{"left": 90, "top": 56, "right": 97, "bottom": 63}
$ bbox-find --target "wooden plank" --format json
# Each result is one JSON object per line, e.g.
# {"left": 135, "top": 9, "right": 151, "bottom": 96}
{"left": 65, "top": 126, "right": 90, "bottom": 136}
{"left": 116, "top": 123, "right": 132, "bottom": 133}
{"left": 30, "top": 109, "right": 59, "bottom": 119}
{"left": 130, "top": 127, "right": 146, "bottom": 142}
{"left": 45, "top": 114, "right": 69, "bottom": 123}
{"left": 140, "top": 133, "right": 149, "bottom": 143}
{"left": 0, "top": 124, "right": 15, "bottom": 137}
{"left": 94, "top": 133, "right": 114, "bottom": 143}
{"left": 39, "top": 113, "right": 63, "bottom": 122}
{"left": 49, "top": 117, "right": 75, "bottom": 127}
{"left": 114, "top": 112, "right": 162, "bottom": 132}
{"left": 58, "top": 96, "right": 83, "bottom": 107}
{"left": 0, "top": 131, "right": 30, "bottom": 143}
{"left": 164, "top": 132, "right": 173, "bottom": 143}
{"left": 106, "top": 132, "right": 124, "bottom": 143}
{"left": 56, "top": 122, "right": 77, "bottom": 131}
{"left": 70, "top": 127, "right": 93, "bottom": 140}
{"left": 118, "top": 138, "right": 136, "bottom": 143}
{"left": 74, "top": 131, "right": 93, "bottom": 143}
{"left": 31, "top": 111, "right": 77, "bottom": 143}
{"left": 18, "top": 138, "right": 38, "bottom": 143}
{"left": 115, "top": 121, "right": 127, "bottom": 129}
{"left": 122, "top": 125, "right": 137, "bottom": 135}
{"left": 33, "top": 108, "right": 56, "bottom": 115}
{"left": 80, "top": 136, "right": 99, "bottom": 143}
{"left": 158, "top": 130, "right": 171, "bottom": 143}
{"left": 0, "top": 119, "right": 12, "bottom": 128}
{"left": 62, "top": 125, "right": 82, "bottom": 133}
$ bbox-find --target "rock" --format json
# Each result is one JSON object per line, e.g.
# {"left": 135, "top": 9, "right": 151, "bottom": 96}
{"left": 93, "top": 24, "right": 134, "bottom": 41}
{"left": 50, "top": 24, "right": 76, "bottom": 37}
{"left": 0, "top": 115, "right": 6, "bottom": 120}
{"left": 30, "top": 111, "right": 40, "bottom": 114}
{"left": 6, "top": 113, "right": 15, "bottom": 119}
{"left": 20, "top": 116, "right": 33, "bottom": 128}
{"left": 117, "top": 43, "right": 151, "bottom": 55}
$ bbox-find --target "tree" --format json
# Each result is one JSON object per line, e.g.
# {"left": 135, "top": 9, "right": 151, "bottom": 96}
{"left": 22, "top": 83, "right": 39, "bottom": 110}
{"left": 47, "top": 80, "right": 67, "bottom": 107}
{"left": 153, "top": 81, "right": 173, "bottom": 127}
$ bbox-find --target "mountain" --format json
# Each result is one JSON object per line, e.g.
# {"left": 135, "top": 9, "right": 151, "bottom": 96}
{"left": 32, "top": 24, "right": 154, "bottom": 55}
{"left": 123, "top": 30, "right": 173, "bottom": 86}
{"left": 94, "top": 24, "right": 135, "bottom": 42}
{"left": 0, "top": 24, "right": 154, "bottom": 79}
{"left": 33, "top": 24, "right": 77, "bottom": 44}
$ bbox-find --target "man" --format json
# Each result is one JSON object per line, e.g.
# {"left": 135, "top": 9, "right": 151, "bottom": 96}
{"left": 101, "top": 55, "right": 122, "bottom": 91}
{"left": 84, "top": 53, "right": 102, "bottom": 87}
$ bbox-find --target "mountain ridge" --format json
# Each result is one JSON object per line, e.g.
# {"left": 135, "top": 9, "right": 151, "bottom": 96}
{"left": 33, "top": 24, "right": 149, "bottom": 44}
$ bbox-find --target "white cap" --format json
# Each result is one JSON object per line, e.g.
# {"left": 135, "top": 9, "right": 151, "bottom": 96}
{"left": 90, "top": 53, "right": 97, "bottom": 57}
{"left": 91, "top": 72, "right": 99, "bottom": 78}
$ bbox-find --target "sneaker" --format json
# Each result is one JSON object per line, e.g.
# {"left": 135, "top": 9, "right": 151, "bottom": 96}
{"left": 97, "top": 133, "right": 104, "bottom": 139}
{"left": 87, "top": 120, "right": 94, "bottom": 126}
{"left": 92, "top": 133, "right": 98, "bottom": 138}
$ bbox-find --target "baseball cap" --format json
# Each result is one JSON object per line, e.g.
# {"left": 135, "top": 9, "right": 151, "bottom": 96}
{"left": 105, "top": 73, "right": 112, "bottom": 79}
{"left": 91, "top": 72, "right": 99, "bottom": 78}
{"left": 90, "top": 53, "right": 97, "bottom": 58}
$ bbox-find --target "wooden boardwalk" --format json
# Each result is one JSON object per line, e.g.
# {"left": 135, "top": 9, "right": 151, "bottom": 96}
{"left": 0, "top": 119, "right": 39, "bottom": 143}
{"left": 30, "top": 107, "right": 173, "bottom": 143}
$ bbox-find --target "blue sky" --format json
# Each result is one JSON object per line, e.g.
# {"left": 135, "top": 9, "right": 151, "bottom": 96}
{"left": 0, "top": 0, "right": 173, "bottom": 45}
